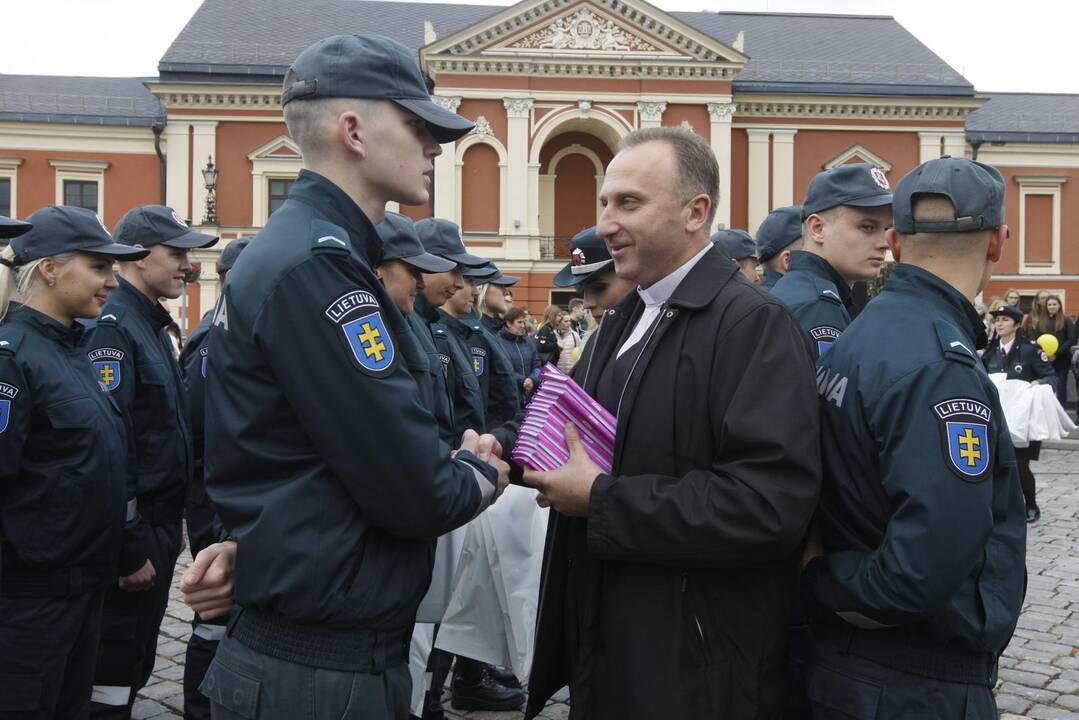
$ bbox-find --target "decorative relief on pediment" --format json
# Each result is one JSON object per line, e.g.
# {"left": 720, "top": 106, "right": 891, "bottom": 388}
{"left": 472, "top": 116, "right": 493, "bottom": 136}
{"left": 509, "top": 8, "right": 662, "bottom": 53}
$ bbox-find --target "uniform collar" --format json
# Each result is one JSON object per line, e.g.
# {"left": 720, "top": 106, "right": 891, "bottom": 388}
{"left": 436, "top": 308, "right": 474, "bottom": 335}
{"left": 788, "top": 251, "right": 851, "bottom": 306}
{"left": 288, "top": 169, "right": 383, "bottom": 268}
{"left": 114, "top": 277, "right": 174, "bottom": 331}
{"left": 884, "top": 264, "right": 988, "bottom": 349}
{"left": 413, "top": 293, "right": 440, "bottom": 324}
{"left": 5, "top": 303, "right": 85, "bottom": 348}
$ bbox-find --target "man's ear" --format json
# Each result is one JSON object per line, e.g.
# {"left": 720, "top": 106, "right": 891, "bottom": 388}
{"left": 338, "top": 110, "right": 367, "bottom": 161}
{"left": 779, "top": 249, "right": 792, "bottom": 273}
{"left": 684, "top": 193, "right": 711, "bottom": 235}
{"left": 885, "top": 228, "right": 902, "bottom": 263}
{"left": 804, "top": 213, "right": 827, "bottom": 248}
{"left": 987, "top": 224, "right": 1007, "bottom": 263}
{"left": 129, "top": 243, "right": 149, "bottom": 271}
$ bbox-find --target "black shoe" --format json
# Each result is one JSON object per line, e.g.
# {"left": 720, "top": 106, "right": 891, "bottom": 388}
{"left": 489, "top": 665, "right": 522, "bottom": 689}
{"left": 450, "top": 664, "right": 526, "bottom": 711}
{"left": 420, "top": 689, "right": 446, "bottom": 720}
{"left": 1027, "top": 504, "right": 1041, "bottom": 523}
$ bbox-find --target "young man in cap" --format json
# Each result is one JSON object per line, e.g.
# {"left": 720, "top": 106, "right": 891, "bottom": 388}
{"left": 755, "top": 205, "right": 804, "bottom": 290}
{"left": 200, "top": 35, "right": 508, "bottom": 720}
{"left": 177, "top": 237, "right": 249, "bottom": 720}
{"left": 772, "top": 163, "right": 893, "bottom": 358}
{"left": 83, "top": 204, "right": 218, "bottom": 719}
{"left": 802, "top": 156, "right": 1026, "bottom": 717}
{"left": 522, "top": 127, "right": 820, "bottom": 720}
{"left": 711, "top": 228, "right": 759, "bottom": 283}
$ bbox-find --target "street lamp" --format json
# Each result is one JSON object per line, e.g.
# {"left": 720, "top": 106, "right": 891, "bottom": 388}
{"left": 202, "top": 156, "right": 218, "bottom": 225}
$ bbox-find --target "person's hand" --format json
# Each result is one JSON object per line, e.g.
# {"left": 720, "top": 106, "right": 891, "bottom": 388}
{"left": 119, "top": 559, "right": 156, "bottom": 592}
{"left": 801, "top": 523, "right": 824, "bottom": 569}
{"left": 180, "top": 540, "right": 237, "bottom": 620}
{"left": 523, "top": 423, "right": 601, "bottom": 516}
{"left": 475, "top": 433, "right": 504, "bottom": 461}
{"left": 456, "top": 429, "right": 480, "bottom": 457}
{"left": 523, "top": 378, "right": 535, "bottom": 395}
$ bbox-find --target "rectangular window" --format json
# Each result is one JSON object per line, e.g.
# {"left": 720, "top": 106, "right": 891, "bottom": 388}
{"left": 268, "top": 179, "right": 294, "bottom": 216}
{"left": 63, "top": 180, "right": 98, "bottom": 212}
{"left": 0, "top": 179, "right": 9, "bottom": 217}
{"left": 1023, "top": 194, "right": 1054, "bottom": 264}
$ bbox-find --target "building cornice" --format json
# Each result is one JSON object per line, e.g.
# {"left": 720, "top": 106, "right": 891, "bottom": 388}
{"left": 147, "top": 82, "right": 281, "bottom": 111}
{"left": 425, "top": 55, "right": 738, "bottom": 80}
{"left": 732, "top": 94, "right": 983, "bottom": 121}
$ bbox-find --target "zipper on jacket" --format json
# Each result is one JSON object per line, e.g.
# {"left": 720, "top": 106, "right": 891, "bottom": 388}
{"left": 682, "top": 572, "right": 712, "bottom": 665}
{"left": 615, "top": 304, "right": 669, "bottom": 419}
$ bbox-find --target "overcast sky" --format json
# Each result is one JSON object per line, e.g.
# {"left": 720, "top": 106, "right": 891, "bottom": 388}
{"left": 2, "top": 0, "right": 1075, "bottom": 93}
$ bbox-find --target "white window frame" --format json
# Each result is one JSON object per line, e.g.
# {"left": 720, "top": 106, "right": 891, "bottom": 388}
{"left": 247, "top": 136, "right": 303, "bottom": 226}
{"left": 0, "top": 158, "right": 23, "bottom": 218}
{"left": 50, "top": 159, "right": 109, "bottom": 219}
{"left": 1016, "top": 175, "right": 1068, "bottom": 275}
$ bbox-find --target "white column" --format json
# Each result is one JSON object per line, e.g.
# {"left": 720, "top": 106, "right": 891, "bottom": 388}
{"left": 190, "top": 121, "right": 218, "bottom": 226}
{"left": 503, "top": 97, "right": 533, "bottom": 259}
{"left": 433, "top": 96, "right": 462, "bottom": 222}
{"left": 539, "top": 174, "right": 555, "bottom": 236}
{"left": 746, "top": 128, "right": 771, "bottom": 233}
{"left": 163, "top": 121, "right": 190, "bottom": 219}
{"left": 527, "top": 162, "right": 541, "bottom": 236}
{"left": 919, "top": 132, "right": 943, "bottom": 163}
{"left": 942, "top": 130, "right": 967, "bottom": 159}
{"left": 708, "top": 102, "right": 736, "bottom": 230}
{"left": 637, "top": 101, "right": 667, "bottom": 129}
{"left": 771, "top": 128, "right": 798, "bottom": 210}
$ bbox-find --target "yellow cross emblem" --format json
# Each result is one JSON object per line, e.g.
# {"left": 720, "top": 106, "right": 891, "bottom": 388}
{"left": 473, "top": 357, "right": 481, "bottom": 373}
{"left": 957, "top": 428, "right": 981, "bottom": 467}
{"left": 99, "top": 364, "right": 115, "bottom": 386}
{"left": 357, "top": 322, "right": 386, "bottom": 362}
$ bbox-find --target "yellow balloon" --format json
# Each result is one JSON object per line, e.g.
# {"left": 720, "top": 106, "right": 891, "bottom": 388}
{"left": 1037, "top": 333, "right": 1059, "bottom": 357}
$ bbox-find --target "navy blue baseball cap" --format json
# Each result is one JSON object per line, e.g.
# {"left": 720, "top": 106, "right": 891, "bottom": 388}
{"left": 114, "top": 205, "right": 219, "bottom": 250}
{"left": 487, "top": 268, "right": 520, "bottom": 287}
{"left": 553, "top": 226, "right": 613, "bottom": 287}
{"left": 711, "top": 229, "right": 756, "bottom": 261}
{"left": 893, "top": 156, "right": 1005, "bottom": 234}
{"left": 801, "top": 163, "right": 893, "bottom": 220}
{"left": 990, "top": 305, "right": 1023, "bottom": 324}
{"left": 376, "top": 212, "right": 455, "bottom": 273}
{"left": 413, "top": 218, "right": 488, "bottom": 268}
{"left": 281, "top": 35, "right": 474, "bottom": 144}
{"left": 0, "top": 215, "right": 30, "bottom": 240}
{"left": 755, "top": 205, "right": 803, "bottom": 261}
{"left": 7, "top": 206, "right": 148, "bottom": 265}
{"left": 217, "top": 238, "right": 251, "bottom": 274}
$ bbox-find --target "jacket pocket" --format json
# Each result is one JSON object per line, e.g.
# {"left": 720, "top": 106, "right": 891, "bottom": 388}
{"left": 200, "top": 656, "right": 260, "bottom": 719}
{"left": 805, "top": 661, "right": 882, "bottom": 719}
{"left": 0, "top": 673, "right": 42, "bottom": 711}
{"left": 682, "top": 574, "right": 731, "bottom": 716}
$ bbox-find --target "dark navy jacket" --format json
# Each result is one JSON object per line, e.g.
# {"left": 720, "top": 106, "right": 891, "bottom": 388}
{"left": 435, "top": 309, "right": 495, "bottom": 432}
{"left": 982, "top": 336, "right": 1057, "bottom": 390}
{"left": 421, "top": 296, "right": 484, "bottom": 441}
{"left": 0, "top": 305, "right": 142, "bottom": 593}
{"left": 204, "top": 170, "right": 495, "bottom": 629}
{"left": 496, "top": 328, "right": 542, "bottom": 404}
{"left": 771, "top": 251, "right": 851, "bottom": 358}
{"left": 761, "top": 268, "right": 784, "bottom": 290}
{"left": 405, "top": 309, "right": 455, "bottom": 445}
{"left": 463, "top": 309, "right": 520, "bottom": 426}
{"left": 803, "top": 264, "right": 1026, "bottom": 663}
{"left": 85, "top": 277, "right": 193, "bottom": 527}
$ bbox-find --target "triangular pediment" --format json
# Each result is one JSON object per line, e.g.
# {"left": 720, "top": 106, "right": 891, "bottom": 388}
{"left": 424, "top": 0, "right": 746, "bottom": 67}
{"left": 247, "top": 135, "right": 301, "bottom": 161}
{"left": 824, "top": 144, "right": 892, "bottom": 172}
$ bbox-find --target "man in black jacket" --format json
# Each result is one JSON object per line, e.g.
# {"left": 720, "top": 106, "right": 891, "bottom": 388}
{"left": 523, "top": 127, "right": 821, "bottom": 719}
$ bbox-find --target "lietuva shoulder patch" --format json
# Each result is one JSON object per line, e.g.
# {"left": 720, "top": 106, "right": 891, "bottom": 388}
{"left": 932, "top": 396, "right": 992, "bottom": 482}
{"left": 97, "top": 305, "right": 127, "bottom": 326}
{"left": 933, "top": 319, "right": 976, "bottom": 366}
{"left": 810, "top": 326, "right": 842, "bottom": 357}
{"left": 0, "top": 327, "right": 25, "bottom": 355}
{"left": 310, "top": 219, "right": 350, "bottom": 255}
{"left": 324, "top": 287, "right": 396, "bottom": 377}
{"left": 812, "top": 277, "right": 843, "bottom": 305}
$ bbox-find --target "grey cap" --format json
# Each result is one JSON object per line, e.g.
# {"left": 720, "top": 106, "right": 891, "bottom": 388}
{"left": 281, "top": 35, "right": 474, "bottom": 144}
{"left": 755, "top": 206, "right": 803, "bottom": 261}
{"left": 893, "top": 156, "right": 1005, "bottom": 234}
{"left": 376, "top": 212, "right": 455, "bottom": 273}
{"left": 801, "top": 163, "right": 893, "bottom": 220}
{"left": 0, "top": 215, "right": 31, "bottom": 240}
{"left": 217, "top": 238, "right": 251, "bottom": 274}
{"left": 9, "top": 206, "right": 148, "bottom": 265}
{"left": 413, "top": 218, "right": 488, "bottom": 267}
{"left": 114, "top": 205, "right": 219, "bottom": 250}
{"left": 710, "top": 229, "right": 756, "bottom": 261}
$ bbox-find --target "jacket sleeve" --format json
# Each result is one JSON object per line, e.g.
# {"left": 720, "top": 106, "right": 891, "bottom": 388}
{"left": 801, "top": 362, "right": 998, "bottom": 627}
{"left": 0, "top": 355, "right": 31, "bottom": 491}
{"left": 586, "top": 302, "right": 821, "bottom": 567}
{"left": 528, "top": 341, "right": 543, "bottom": 381}
{"left": 1029, "top": 343, "right": 1058, "bottom": 390}
{"left": 535, "top": 325, "right": 557, "bottom": 358}
{"left": 253, "top": 254, "right": 497, "bottom": 539}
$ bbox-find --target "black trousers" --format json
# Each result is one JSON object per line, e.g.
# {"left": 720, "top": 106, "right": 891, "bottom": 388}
{"left": 183, "top": 617, "right": 225, "bottom": 720}
{"left": 90, "top": 522, "right": 182, "bottom": 719}
{"left": 0, "top": 588, "right": 106, "bottom": 720}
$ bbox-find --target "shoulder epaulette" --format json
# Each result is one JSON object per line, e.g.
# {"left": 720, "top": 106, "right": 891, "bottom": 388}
{"left": 309, "top": 219, "right": 351, "bottom": 255}
{"left": 0, "top": 327, "right": 25, "bottom": 355}
{"left": 96, "top": 305, "right": 127, "bottom": 327}
{"left": 812, "top": 277, "right": 843, "bottom": 305}
{"left": 933, "top": 319, "right": 977, "bottom": 367}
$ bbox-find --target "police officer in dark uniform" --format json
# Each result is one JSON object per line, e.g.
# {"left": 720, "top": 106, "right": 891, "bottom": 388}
{"left": 710, "top": 228, "right": 758, "bottom": 283}
{"left": 478, "top": 267, "right": 519, "bottom": 335}
{"left": 470, "top": 264, "right": 521, "bottom": 427}
{"left": 802, "top": 156, "right": 1026, "bottom": 718}
{"left": 177, "top": 238, "right": 249, "bottom": 720}
{"left": 772, "top": 164, "right": 892, "bottom": 358}
{"left": 84, "top": 204, "right": 218, "bottom": 719}
{"left": 551, "top": 226, "right": 634, "bottom": 343}
{"left": 983, "top": 303, "right": 1056, "bottom": 522}
{"left": 0, "top": 207, "right": 150, "bottom": 720}
{"left": 200, "top": 35, "right": 508, "bottom": 720}
{"left": 754, "top": 205, "right": 803, "bottom": 290}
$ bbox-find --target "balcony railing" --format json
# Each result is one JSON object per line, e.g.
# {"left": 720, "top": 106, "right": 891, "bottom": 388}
{"left": 538, "top": 235, "right": 573, "bottom": 260}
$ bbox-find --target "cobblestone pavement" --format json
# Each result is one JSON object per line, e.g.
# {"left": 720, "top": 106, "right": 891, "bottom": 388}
{"left": 136, "top": 447, "right": 1078, "bottom": 719}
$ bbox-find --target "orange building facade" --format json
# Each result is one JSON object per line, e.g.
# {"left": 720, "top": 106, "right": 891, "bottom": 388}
{"left": 1, "top": 0, "right": 1078, "bottom": 328}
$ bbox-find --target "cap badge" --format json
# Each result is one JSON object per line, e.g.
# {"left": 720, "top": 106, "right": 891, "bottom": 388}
{"left": 871, "top": 167, "right": 890, "bottom": 191}
{"left": 170, "top": 210, "right": 189, "bottom": 228}
{"left": 572, "top": 248, "right": 586, "bottom": 267}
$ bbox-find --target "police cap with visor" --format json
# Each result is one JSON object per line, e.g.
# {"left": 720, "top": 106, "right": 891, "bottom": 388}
{"left": 375, "top": 212, "right": 456, "bottom": 273}
{"left": 710, "top": 229, "right": 756, "bottom": 261}
{"left": 990, "top": 305, "right": 1024, "bottom": 324}
{"left": 801, "top": 163, "right": 893, "bottom": 220}
{"left": 414, "top": 218, "right": 488, "bottom": 267}
{"left": 892, "top": 155, "right": 1005, "bottom": 235}
{"left": 755, "top": 205, "right": 803, "bottom": 261}
{"left": 114, "top": 205, "right": 219, "bottom": 250}
{"left": 5, "top": 205, "right": 149, "bottom": 266}
{"left": 0, "top": 215, "right": 31, "bottom": 240}
{"left": 281, "top": 34, "right": 475, "bottom": 144}
{"left": 217, "top": 238, "right": 251, "bottom": 274}
{"left": 553, "top": 226, "right": 612, "bottom": 287}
